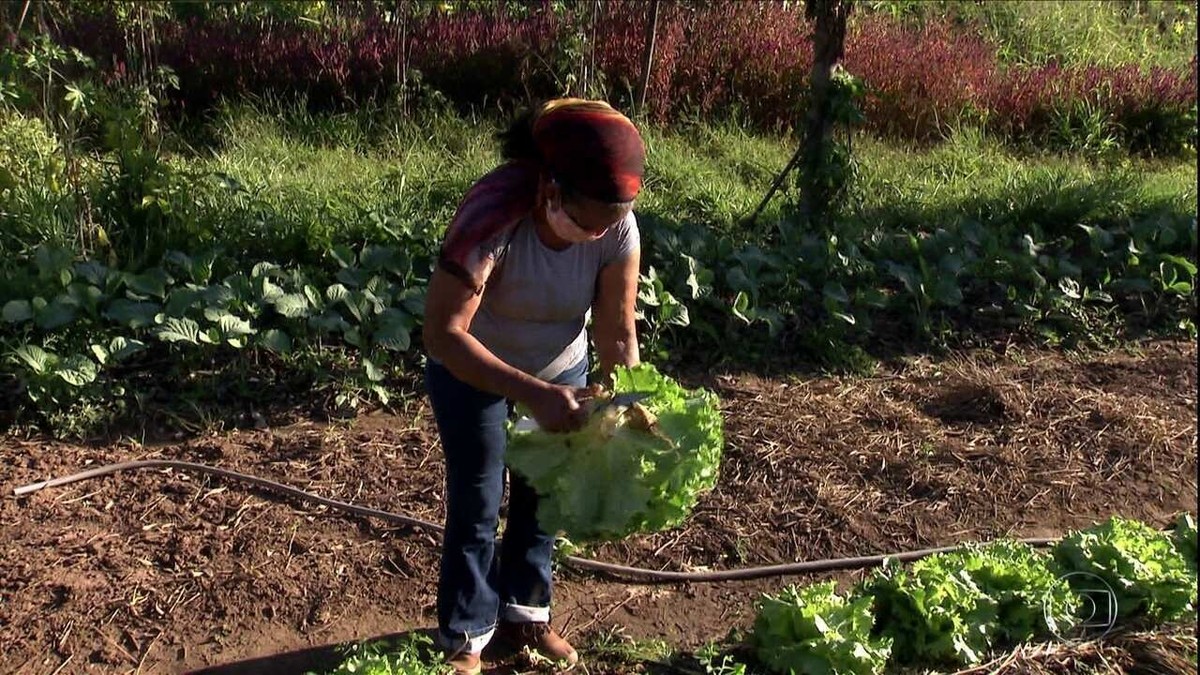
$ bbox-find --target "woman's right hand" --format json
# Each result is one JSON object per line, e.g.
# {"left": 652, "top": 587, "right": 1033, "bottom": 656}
{"left": 527, "top": 383, "right": 590, "bottom": 433}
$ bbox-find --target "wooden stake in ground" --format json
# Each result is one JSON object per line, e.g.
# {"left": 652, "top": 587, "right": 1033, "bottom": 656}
{"left": 744, "top": 0, "right": 853, "bottom": 232}
{"left": 638, "top": 0, "right": 661, "bottom": 114}
{"left": 798, "top": 0, "right": 853, "bottom": 229}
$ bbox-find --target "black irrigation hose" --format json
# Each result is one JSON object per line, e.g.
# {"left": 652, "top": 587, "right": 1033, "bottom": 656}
{"left": 14, "top": 460, "right": 1060, "bottom": 584}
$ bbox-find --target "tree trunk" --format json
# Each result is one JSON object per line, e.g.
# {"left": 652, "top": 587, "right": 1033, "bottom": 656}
{"left": 798, "top": 0, "right": 852, "bottom": 230}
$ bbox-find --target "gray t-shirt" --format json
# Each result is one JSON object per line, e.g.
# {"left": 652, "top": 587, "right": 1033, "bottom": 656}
{"left": 468, "top": 212, "right": 639, "bottom": 381}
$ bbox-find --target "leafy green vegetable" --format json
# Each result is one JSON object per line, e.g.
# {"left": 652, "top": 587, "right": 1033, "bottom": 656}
{"left": 954, "top": 540, "right": 1080, "bottom": 643}
{"left": 311, "top": 633, "right": 449, "bottom": 675}
{"left": 1173, "top": 512, "right": 1197, "bottom": 574}
{"left": 863, "top": 556, "right": 996, "bottom": 666}
{"left": 505, "top": 363, "right": 723, "bottom": 542}
{"left": 1053, "top": 516, "right": 1196, "bottom": 622}
{"left": 751, "top": 581, "right": 892, "bottom": 675}
{"left": 862, "top": 540, "right": 1075, "bottom": 666}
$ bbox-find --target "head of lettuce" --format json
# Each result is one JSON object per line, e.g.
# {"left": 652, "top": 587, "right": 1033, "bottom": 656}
{"left": 505, "top": 363, "right": 724, "bottom": 542}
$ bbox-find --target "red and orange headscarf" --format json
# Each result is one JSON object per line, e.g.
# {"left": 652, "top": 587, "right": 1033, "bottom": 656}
{"left": 439, "top": 99, "right": 646, "bottom": 294}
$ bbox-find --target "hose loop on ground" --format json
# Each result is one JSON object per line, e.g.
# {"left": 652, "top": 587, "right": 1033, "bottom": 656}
{"left": 13, "top": 460, "right": 1061, "bottom": 584}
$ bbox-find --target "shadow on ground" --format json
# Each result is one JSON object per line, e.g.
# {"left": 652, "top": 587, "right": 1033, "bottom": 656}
{"left": 184, "top": 629, "right": 436, "bottom": 675}
{"left": 184, "top": 626, "right": 699, "bottom": 675}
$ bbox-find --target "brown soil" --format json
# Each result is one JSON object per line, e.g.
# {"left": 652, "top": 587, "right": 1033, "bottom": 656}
{"left": 1, "top": 340, "right": 1196, "bottom": 675}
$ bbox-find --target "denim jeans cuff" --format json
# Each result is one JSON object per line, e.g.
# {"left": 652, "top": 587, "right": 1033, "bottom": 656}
{"left": 438, "top": 624, "right": 496, "bottom": 655}
{"left": 501, "top": 603, "right": 550, "bottom": 623}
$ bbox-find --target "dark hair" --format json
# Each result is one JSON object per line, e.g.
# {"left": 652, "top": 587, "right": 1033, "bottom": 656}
{"left": 497, "top": 103, "right": 580, "bottom": 199}
{"left": 498, "top": 101, "right": 636, "bottom": 207}
{"left": 498, "top": 106, "right": 540, "bottom": 162}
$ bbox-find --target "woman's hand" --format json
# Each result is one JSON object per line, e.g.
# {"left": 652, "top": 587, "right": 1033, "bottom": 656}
{"left": 527, "top": 383, "right": 591, "bottom": 433}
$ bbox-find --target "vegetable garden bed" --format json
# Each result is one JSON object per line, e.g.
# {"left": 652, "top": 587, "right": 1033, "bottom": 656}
{"left": 1, "top": 339, "right": 1194, "bottom": 673}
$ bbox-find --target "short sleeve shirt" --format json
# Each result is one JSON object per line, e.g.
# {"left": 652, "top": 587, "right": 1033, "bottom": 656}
{"left": 465, "top": 212, "right": 639, "bottom": 381}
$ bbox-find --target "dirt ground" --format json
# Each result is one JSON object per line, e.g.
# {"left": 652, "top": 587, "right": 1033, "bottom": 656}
{"left": 1, "top": 340, "right": 1196, "bottom": 675}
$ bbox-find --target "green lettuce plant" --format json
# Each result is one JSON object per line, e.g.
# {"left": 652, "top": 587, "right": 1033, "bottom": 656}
{"left": 505, "top": 363, "right": 723, "bottom": 542}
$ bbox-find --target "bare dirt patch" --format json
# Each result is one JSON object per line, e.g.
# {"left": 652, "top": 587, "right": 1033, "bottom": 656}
{"left": 1, "top": 340, "right": 1195, "bottom": 674}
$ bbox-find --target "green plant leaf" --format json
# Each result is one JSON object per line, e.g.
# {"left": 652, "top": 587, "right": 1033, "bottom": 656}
{"left": 154, "top": 317, "right": 211, "bottom": 345}
{"left": 326, "top": 283, "right": 351, "bottom": 304}
{"left": 303, "top": 284, "right": 325, "bottom": 310}
{"left": 273, "top": 293, "right": 311, "bottom": 319}
{"left": 660, "top": 292, "right": 690, "bottom": 327}
{"left": 259, "top": 329, "right": 292, "bottom": 356}
{"left": 73, "top": 260, "right": 109, "bottom": 286}
{"left": 35, "top": 296, "right": 78, "bottom": 330}
{"left": 359, "top": 245, "right": 396, "bottom": 272}
{"left": 363, "top": 357, "right": 386, "bottom": 382}
{"left": 731, "top": 291, "right": 751, "bottom": 324}
{"left": 374, "top": 308, "right": 413, "bottom": 351}
{"left": 165, "top": 250, "right": 217, "bottom": 284}
{"left": 34, "top": 246, "right": 73, "bottom": 282}
{"left": 309, "top": 311, "right": 351, "bottom": 334}
{"left": 1053, "top": 516, "right": 1195, "bottom": 622}
{"left": 164, "top": 287, "right": 205, "bottom": 317}
{"left": 124, "top": 268, "right": 172, "bottom": 299}
{"left": 104, "top": 299, "right": 161, "bottom": 329}
{"left": 400, "top": 287, "right": 427, "bottom": 316}
{"left": 251, "top": 261, "right": 283, "bottom": 279}
{"left": 2, "top": 300, "right": 33, "bottom": 324}
{"left": 1161, "top": 254, "right": 1198, "bottom": 277}
{"left": 108, "top": 336, "right": 147, "bottom": 363}
{"left": 12, "top": 344, "right": 52, "bottom": 374}
{"left": 54, "top": 354, "right": 98, "bottom": 386}
{"left": 90, "top": 343, "right": 109, "bottom": 365}
{"left": 331, "top": 244, "right": 357, "bottom": 269}
{"left": 506, "top": 363, "right": 723, "bottom": 542}
{"left": 218, "top": 314, "right": 255, "bottom": 337}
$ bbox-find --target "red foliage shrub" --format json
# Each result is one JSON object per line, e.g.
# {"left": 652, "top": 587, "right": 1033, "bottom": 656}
{"left": 46, "top": 1, "right": 1197, "bottom": 153}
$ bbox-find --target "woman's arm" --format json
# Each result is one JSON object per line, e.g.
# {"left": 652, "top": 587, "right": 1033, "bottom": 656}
{"left": 592, "top": 247, "right": 642, "bottom": 380}
{"left": 423, "top": 267, "right": 551, "bottom": 404}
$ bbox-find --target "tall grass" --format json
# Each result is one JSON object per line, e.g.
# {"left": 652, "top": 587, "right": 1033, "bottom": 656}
{"left": 4, "top": 100, "right": 1193, "bottom": 267}
{"left": 197, "top": 104, "right": 1194, "bottom": 258}
{"left": 852, "top": 127, "right": 1197, "bottom": 233}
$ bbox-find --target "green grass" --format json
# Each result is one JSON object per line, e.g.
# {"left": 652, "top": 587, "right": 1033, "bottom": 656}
{"left": 860, "top": 0, "right": 1198, "bottom": 70}
{"left": 188, "top": 104, "right": 1194, "bottom": 262}
{"left": 6, "top": 96, "right": 1194, "bottom": 267}
{"left": 194, "top": 103, "right": 796, "bottom": 257}
{"left": 852, "top": 127, "right": 1197, "bottom": 234}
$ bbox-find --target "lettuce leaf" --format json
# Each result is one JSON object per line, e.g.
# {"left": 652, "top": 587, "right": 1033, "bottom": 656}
{"left": 861, "top": 540, "right": 1076, "bottom": 666}
{"left": 1053, "top": 516, "right": 1196, "bottom": 622}
{"left": 752, "top": 581, "right": 892, "bottom": 675}
{"left": 1173, "top": 512, "right": 1197, "bottom": 574}
{"left": 505, "top": 363, "right": 723, "bottom": 542}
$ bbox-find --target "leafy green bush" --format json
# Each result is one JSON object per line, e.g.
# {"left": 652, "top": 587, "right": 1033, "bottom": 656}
{"left": 863, "top": 541, "right": 1076, "bottom": 666}
{"left": 1, "top": 243, "right": 427, "bottom": 432}
{"left": 0, "top": 113, "right": 62, "bottom": 186}
{"left": 1053, "top": 516, "right": 1196, "bottom": 622}
{"left": 505, "top": 363, "right": 723, "bottom": 542}
{"left": 751, "top": 581, "right": 892, "bottom": 675}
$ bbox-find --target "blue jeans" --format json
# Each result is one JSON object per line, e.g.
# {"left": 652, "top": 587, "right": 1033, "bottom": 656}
{"left": 425, "top": 358, "right": 587, "bottom": 653}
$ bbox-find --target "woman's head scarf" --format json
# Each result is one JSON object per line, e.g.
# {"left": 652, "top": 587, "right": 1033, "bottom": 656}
{"left": 439, "top": 99, "right": 645, "bottom": 293}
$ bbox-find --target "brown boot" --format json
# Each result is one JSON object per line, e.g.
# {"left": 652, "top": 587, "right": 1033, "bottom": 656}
{"left": 498, "top": 621, "right": 579, "bottom": 668}
{"left": 443, "top": 649, "right": 483, "bottom": 675}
